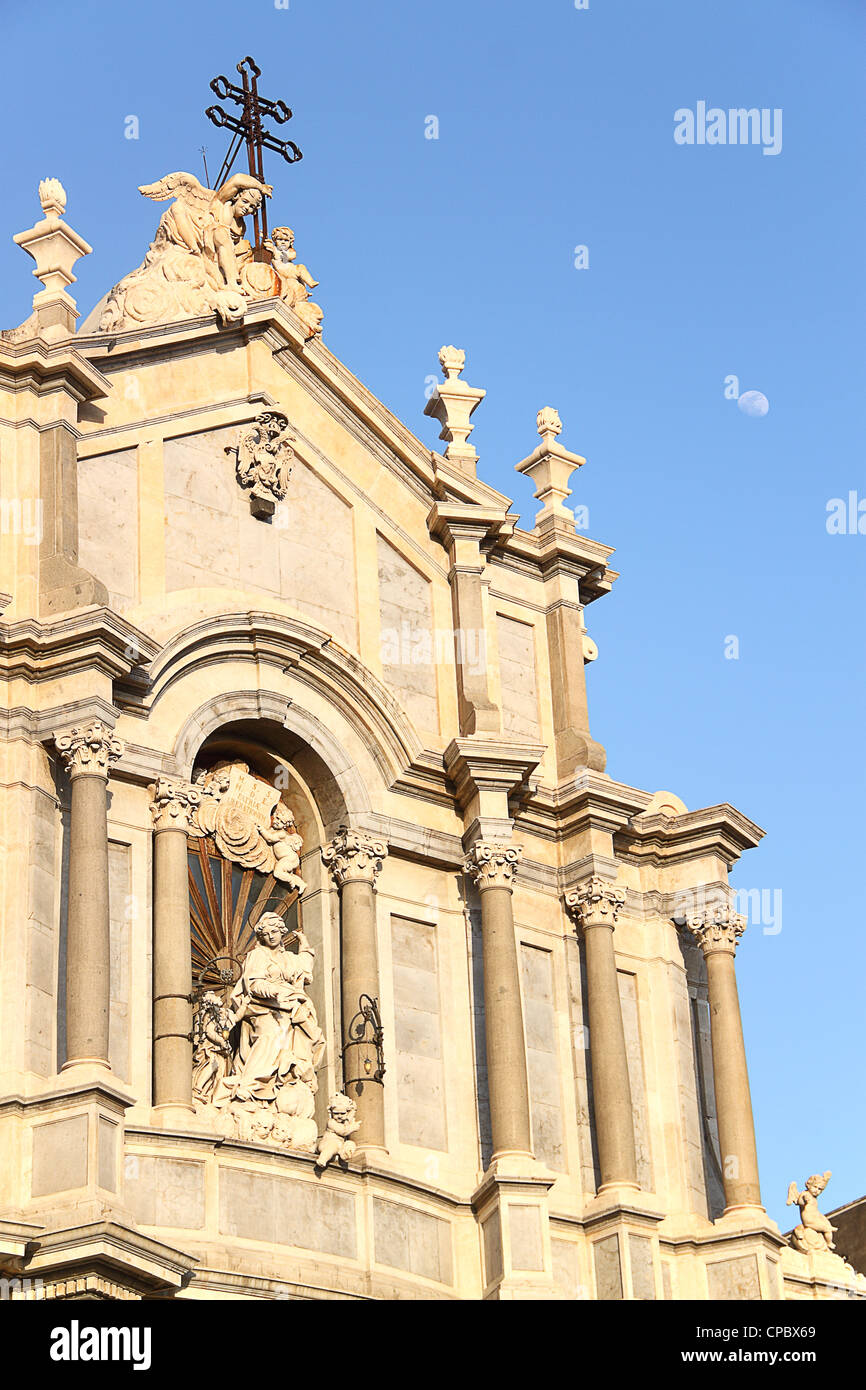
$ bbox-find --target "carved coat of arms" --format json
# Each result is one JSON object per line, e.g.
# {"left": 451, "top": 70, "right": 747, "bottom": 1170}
{"left": 190, "top": 761, "right": 305, "bottom": 893}
{"left": 226, "top": 410, "right": 295, "bottom": 519}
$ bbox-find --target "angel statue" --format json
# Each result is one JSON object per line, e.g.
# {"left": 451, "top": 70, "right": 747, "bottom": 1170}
{"left": 99, "top": 171, "right": 273, "bottom": 331}
{"left": 315, "top": 1093, "right": 360, "bottom": 1171}
{"left": 786, "top": 1171, "right": 838, "bottom": 1254}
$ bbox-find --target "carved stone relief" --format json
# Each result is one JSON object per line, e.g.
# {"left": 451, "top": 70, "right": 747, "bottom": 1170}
{"left": 98, "top": 172, "right": 323, "bottom": 335}
{"left": 225, "top": 411, "right": 295, "bottom": 519}
{"left": 187, "top": 760, "right": 359, "bottom": 1158}
{"left": 190, "top": 762, "right": 305, "bottom": 892}
{"left": 786, "top": 1171, "right": 837, "bottom": 1255}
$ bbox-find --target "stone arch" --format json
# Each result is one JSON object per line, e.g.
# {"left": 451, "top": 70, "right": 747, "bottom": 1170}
{"left": 172, "top": 689, "right": 372, "bottom": 839}
{"left": 142, "top": 611, "right": 424, "bottom": 794}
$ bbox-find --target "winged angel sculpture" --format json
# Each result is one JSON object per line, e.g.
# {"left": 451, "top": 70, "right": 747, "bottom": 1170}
{"left": 786, "top": 1171, "right": 837, "bottom": 1254}
{"left": 99, "top": 172, "right": 323, "bottom": 335}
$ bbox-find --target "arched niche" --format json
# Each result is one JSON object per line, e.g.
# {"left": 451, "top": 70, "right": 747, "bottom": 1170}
{"left": 185, "top": 715, "right": 351, "bottom": 1121}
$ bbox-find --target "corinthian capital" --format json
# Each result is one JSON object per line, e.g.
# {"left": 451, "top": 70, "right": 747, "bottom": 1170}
{"left": 686, "top": 902, "right": 746, "bottom": 957}
{"left": 321, "top": 828, "right": 388, "bottom": 887}
{"left": 464, "top": 841, "right": 522, "bottom": 891}
{"left": 148, "top": 778, "right": 201, "bottom": 834}
{"left": 55, "top": 720, "right": 124, "bottom": 779}
{"left": 564, "top": 875, "right": 626, "bottom": 931}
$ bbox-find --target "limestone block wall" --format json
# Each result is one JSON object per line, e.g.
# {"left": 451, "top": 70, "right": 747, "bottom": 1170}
{"left": 377, "top": 534, "right": 438, "bottom": 735}
{"left": 496, "top": 612, "right": 542, "bottom": 742}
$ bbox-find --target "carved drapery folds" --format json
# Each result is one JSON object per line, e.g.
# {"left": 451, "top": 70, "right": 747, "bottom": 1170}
{"left": 564, "top": 874, "right": 626, "bottom": 931}
{"left": 320, "top": 827, "right": 388, "bottom": 888}
{"left": 99, "top": 172, "right": 324, "bottom": 335}
{"left": 463, "top": 840, "right": 522, "bottom": 892}
{"left": 226, "top": 411, "right": 295, "bottom": 519}
{"left": 192, "top": 912, "right": 328, "bottom": 1153}
{"left": 55, "top": 720, "right": 124, "bottom": 779}
{"left": 686, "top": 901, "right": 746, "bottom": 957}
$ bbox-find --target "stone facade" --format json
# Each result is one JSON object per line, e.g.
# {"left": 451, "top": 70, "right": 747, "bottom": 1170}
{"left": 0, "top": 175, "right": 862, "bottom": 1304}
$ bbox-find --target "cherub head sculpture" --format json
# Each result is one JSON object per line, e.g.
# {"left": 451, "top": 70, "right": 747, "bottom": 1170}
{"left": 805, "top": 1172, "right": 831, "bottom": 1197}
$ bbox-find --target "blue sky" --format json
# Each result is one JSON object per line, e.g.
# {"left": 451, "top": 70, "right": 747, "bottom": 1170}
{"left": 2, "top": 0, "right": 863, "bottom": 1232}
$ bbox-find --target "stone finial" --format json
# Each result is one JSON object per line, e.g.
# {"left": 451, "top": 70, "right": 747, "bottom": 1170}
{"left": 463, "top": 841, "right": 522, "bottom": 892}
{"left": 564, "top": 875, "right": 626, "bottom": 930}
{"left": 515, "top": 407, "right": 585, "bottom": 532}
{"left": 536, "top": 406, "right": 562, "bottom": 441}
{"left": 438, "top": 345, "right": 466, "bottom": 378}
{"left": 38, "top": 178, "right": 67, "bottom": 217}
{"left": 55, "top": 721, "right": 124, "bottom": 779}
{"left": 424, "top": 345, "right": 486, "bottom": 474}
{"left": 321, "top": 827, "right": 389, "bottom": 887}
{"left": 685, "top": 901, "right": 746, "bottom": 957}
{"left": 148, "top": 778, "right": 201, "bottom": 833}
{"left": 12, "top": 178, "right": 92, "bottom": 341}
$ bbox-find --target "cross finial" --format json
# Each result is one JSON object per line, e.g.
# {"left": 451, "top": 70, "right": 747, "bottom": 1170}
{"left": 205, "top": 56, "right": 302, "bottom": 252}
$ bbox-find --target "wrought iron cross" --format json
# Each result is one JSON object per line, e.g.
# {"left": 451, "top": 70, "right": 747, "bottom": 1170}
{"left": 205, "top": 55, "right": 303, "bottom": 252}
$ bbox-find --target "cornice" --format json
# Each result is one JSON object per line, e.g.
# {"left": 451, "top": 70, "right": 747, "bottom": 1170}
{"left": 516, "top": 771, "right": 652, "bottom": 842}
{"left": 614, "top": 804, "right": 765, "bottom": 871}
{"left": 498, "top": 528, "right": 619, "bottom": 603}
{"left": 443, "top": 736, "right": 545, "bottom": 813}
{"left": 0, "top": 607, "right": 159, "bottom": 684}
{"left": 0, "top": 336, "right": 109, "bottom": 403}
{"left": 23, "top": 1220, "right": 197, "bottom": 1291}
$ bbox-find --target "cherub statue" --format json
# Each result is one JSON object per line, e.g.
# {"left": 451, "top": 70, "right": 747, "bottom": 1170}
{"left": 786, "top": 1171, "right": 837, "bottom": 1254}
{"left": 100, "top": 171, "right": 273, "bottom": 330}
{"left": 262, "top": 801, "right": 306, "bottom": 894}
{"left": 265, "top": 226, "right": 323, "bottom": 338}
{"left": 315, "top": 1093, "right": 360, "bottom": 1171}
{"left": 191, "top": 991, "right": 235, "bottom": 1105}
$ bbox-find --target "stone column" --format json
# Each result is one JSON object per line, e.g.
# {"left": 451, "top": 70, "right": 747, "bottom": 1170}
{"left": 686, "top": 904, "right": 762, "bottom": 1213}
{"left": 465, "top": 842, "right": 533, "bottom": 1163}
{"left": 321, "top": 828, "right": 389, "bottom": 1153}
{"left": 54, "top": 720, "right": 124, "bottom": 1070}
{"left": 149, "top": 779, "right": 200, "bottom": 1117}
{"left": 565, "top": 876, "right": 638, "bottom": 1194}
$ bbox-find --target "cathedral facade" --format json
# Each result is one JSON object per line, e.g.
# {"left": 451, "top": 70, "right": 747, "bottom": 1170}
{"left": 0, "top": 168, "right": 860, "bottom": 1302}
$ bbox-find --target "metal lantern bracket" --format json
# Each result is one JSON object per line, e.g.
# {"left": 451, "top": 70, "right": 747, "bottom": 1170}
{"left": 342, "top": 993, "right": 386, "bottom": 1086}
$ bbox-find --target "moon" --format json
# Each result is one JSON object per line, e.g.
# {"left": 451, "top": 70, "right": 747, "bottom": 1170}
{"left": 738, "top": 390, "right": 770, "bottom": 418}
